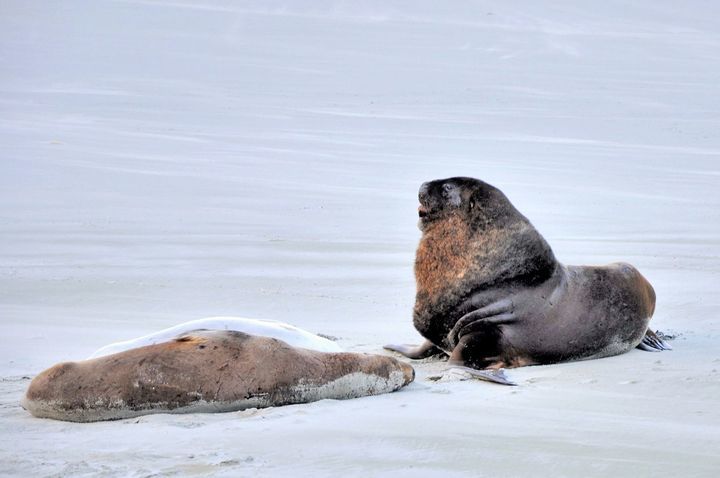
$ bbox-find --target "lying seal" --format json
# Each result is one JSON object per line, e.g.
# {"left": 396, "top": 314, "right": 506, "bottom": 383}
{"left": 24, "top": 330, "right": 414, "bottom": 422}
{"left": 89, "top": 317, "right": 343, "bottom": 358}
{"left": 385, "top": 177, "right": 669, "bottom": 384}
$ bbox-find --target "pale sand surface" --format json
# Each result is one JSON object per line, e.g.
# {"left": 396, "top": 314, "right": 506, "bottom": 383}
{"left": 1, "top": 1, "right": 719, "bottom": 476}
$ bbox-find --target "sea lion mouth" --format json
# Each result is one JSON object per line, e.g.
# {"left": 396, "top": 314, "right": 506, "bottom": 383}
{"left": 418, "top": 205, "right": 429, "bottom": 218}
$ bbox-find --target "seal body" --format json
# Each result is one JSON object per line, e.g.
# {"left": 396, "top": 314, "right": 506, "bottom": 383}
{"left": 387, "top": 177, "right": 660, "bottom": 371}
{"left": 23, "top": 330, "right": 414, "bottom": 422}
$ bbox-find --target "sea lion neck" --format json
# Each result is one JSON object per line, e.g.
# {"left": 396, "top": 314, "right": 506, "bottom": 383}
{"left": 415, "top": 214, "right": 475, "bottom": 303}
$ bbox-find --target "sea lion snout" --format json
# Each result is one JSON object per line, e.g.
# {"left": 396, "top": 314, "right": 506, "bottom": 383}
{"left": 419, "top": 181, "right": 430, "bottom": 201}
{"left": 417, "top": 180, "right": 464, "bottom": 226}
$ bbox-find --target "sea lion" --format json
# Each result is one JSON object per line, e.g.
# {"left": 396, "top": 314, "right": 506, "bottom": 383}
{"left": 24, "top": 330, "right": 414, "bottom": 422}
{"left": 89, "top": 317, "right": 343, "bottom": 358}
{"left": 385, "top": 177, "right": 669, "bottom": 384}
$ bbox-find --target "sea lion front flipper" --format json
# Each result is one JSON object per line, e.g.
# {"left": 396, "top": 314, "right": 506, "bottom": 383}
{"left": 446, "top": 300, "right": 517, "bottom": 349}
{"left": 445, "top": 365, "right": 517, "bottom": 386}
{"left": 383, "top": 340, "right": 445, "bottom": 359}
{"left": 637, "top": 329, "right": 673, "bottom": 352}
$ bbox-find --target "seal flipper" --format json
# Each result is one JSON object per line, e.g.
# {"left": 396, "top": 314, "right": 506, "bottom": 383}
{"left": 384, "top": 340, "right": 445, "bottom": 359}
{"left": 447, "top": 299, "right": 516, "bottom": 349}
{"left": 437, "top": 365, "right": 516, "bottom": 386}
{"left": 637, "top": 329, "right": 673, "bottom": 352}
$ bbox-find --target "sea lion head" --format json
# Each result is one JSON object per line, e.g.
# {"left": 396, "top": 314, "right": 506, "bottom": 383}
{"left": 417, "top": 177, "right": 514, "bottom": 232}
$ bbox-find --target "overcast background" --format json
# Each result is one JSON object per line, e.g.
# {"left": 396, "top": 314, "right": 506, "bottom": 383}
{"left": 1, "top": 1, "right": 719, "bottom": 476}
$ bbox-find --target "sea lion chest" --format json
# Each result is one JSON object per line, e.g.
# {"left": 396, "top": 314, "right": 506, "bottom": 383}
{"left": 412, "top": 216, "right": 557, "bottom": 350}
{"left": 412, "top": 215, "right": 488, "bottom": 348}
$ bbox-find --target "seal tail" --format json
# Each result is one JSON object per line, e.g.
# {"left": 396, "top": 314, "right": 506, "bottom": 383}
{"left": 636, "top": 329, "right": 672, "bottom": 352}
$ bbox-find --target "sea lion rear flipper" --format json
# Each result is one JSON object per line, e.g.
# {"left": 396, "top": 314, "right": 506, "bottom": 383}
{"left": 637, "top": 329, "right": 673, "bottom": 352}
{"left": 445, "top": 365, "right": 517, "bottom": 386}
{"left": 383, "top": 340, "right": 445, "bottom": 359}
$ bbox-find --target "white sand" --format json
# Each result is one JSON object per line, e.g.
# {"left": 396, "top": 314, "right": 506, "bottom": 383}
{"left": 1, "top": 1, "right": 719, "bottom": 476}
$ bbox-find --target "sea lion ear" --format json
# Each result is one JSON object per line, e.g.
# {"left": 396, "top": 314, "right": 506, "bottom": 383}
{"left": 468, "top": 192, "right": 477, "bottom": 210}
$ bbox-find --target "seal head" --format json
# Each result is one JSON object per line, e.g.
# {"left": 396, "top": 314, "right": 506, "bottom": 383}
{"left": 417, "top": 177, "right": 513, "bottom": 232}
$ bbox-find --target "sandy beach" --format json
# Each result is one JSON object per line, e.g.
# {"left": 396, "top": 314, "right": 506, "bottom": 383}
{"left": 2, "top": 1, "right": 719, "bottom": 476}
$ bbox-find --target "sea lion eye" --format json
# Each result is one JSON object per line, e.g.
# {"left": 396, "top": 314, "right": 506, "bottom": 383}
{"left": 469, "top": 199, "right": 475, "bottom": 210}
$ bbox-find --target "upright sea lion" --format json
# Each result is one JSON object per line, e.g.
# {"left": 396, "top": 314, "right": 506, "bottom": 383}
{"left": 24, "top": 330, "right": 414, "bottom": 422}
{"left": 385, "top": 177, "right": 668, "bottom": 384}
